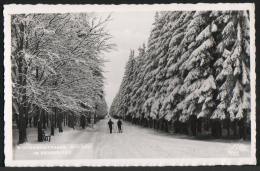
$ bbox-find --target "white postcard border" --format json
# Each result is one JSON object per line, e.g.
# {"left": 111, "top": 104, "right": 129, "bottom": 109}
{"left": 4, "top": 3, "right": 256, "bottom": 167}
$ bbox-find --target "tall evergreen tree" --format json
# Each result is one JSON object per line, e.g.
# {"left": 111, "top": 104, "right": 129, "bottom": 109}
{"left": 111, "top": 10, "right": 251, "bottom": 139}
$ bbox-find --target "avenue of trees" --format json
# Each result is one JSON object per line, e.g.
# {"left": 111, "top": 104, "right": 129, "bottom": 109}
{"left": 110, "top": 11, "right": 251, "bottom": 139}
{"left": 11, "top": 13, "right": 113, "bottom": 144}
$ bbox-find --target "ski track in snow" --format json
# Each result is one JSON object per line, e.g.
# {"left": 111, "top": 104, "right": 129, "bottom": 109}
{"left": 13, "top": 118, "right": 251, "bottom": 160}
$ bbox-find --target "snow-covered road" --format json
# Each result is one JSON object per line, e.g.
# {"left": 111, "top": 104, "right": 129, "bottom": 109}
{"left": 13, "top": 118, "right": 251, "bottom": 160}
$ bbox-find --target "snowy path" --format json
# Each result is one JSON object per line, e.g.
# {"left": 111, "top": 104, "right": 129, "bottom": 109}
{"left": 13, "top": 118, "right": 251, "bottom": 160}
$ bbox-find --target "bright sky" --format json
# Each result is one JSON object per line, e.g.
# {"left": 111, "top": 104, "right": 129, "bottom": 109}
{"left": 98, "top": 11, "right": 155, "bottom": 108}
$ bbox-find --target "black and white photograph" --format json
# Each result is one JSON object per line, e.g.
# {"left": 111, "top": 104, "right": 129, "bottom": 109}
{"left": 3, "top": 3, "right": 256, "bottom": 166}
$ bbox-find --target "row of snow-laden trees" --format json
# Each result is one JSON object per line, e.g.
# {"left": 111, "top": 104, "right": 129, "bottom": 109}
{"left": 11, "top": 13, "right": 113, "bottom": 144}
{"left": 110, "top": 11, "right": 251, "bottom": 139}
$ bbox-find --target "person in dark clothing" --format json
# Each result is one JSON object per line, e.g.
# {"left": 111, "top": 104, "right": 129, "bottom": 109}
{"left": 108, "top": 119, "right": 114, "bottom": 134}
{"left": 117, "top": 119, "right": 122, "bottom": 133}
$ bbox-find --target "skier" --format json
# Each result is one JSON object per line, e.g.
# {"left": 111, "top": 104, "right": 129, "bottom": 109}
{"left": 117, "top": 119, "right": 123, "bottom": 133}
{"left": 108, "top": 119, "right": 114, "bottom": 134}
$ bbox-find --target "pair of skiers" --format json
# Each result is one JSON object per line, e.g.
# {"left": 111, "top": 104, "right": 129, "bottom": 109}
{"left": 108, "top": 119, "right": 122, "bottom": 134}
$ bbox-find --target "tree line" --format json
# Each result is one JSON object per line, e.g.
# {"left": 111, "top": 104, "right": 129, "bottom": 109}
{"left": 110, "top": 11, "right": 251, "bottom": 139}
{"left": 11, "top": 13, "right": 114, "bottom": 144}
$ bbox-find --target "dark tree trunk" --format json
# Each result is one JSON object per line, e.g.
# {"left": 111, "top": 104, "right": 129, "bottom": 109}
{"left": 51, "top": 114, "right": 55, "bottom": 136}
{"left": 38, "top": 121, "right": 43, "bottom": 142}
{"left": 164, "top": 120, "right": 169, "bottom": 133}
{"left": 197, "top": 118, "right": 202, "bottom": 134}
{"left": 58, "top": 112, "right": 63, "bottom": 132}
{"left": 80, "top": 115, "right": 86, "bottom": 129}
{"left": 33, "top": 115, "right": 38, "bottom": 127}
{"left": 42, "top": 110, "right": 46, "bottom": 129}
{"left": 17, "top": 77, "right": 28, "bottom": 144}
{"left": 46, "top": 113, "right": 49, "bottom": 127}
{"left": 18, "top": 114, "right": 27, "bottom": 144}
{"left": 29, "top": 117, "right": 32, "bottom": 128}
{"left": 68, "top": 114, "right": 73, "bottom": 128}
{"left": 161, "top": 120, "right": 165, "bottom": 131}
{"left": 37, "top": 109, "right": 43, "bottom": 142}
{"left": 55, "top": 109, "right": 57, "bottom": 128}
{"left": 233, "top": 120, "right": 238, "bottom": 137}
{"left": 174, "top": 120, "right": 181, "bottom": 133}
{"left": 211, "top": 120, "right": 216, "bottom": 137}
{"left": 66, "top": 113, "right": 69, "bottom": 126}
{"left": 64, "top": 113, "right": 66, "bottom": 126}
{"left": 217, "top": 120, "right": 222, "bottom": 138}
{"left": 71, "top": 114, "right": 75, "bottom": 129}
{"left": 226, "top": 119, "right": 230, "bottom": 137}
{"left": 238, "top": 118, "right": 247, "bottom": 140}
{"left": 68, "top": 114, "right": 70, "bottom": 127}
{"left": 17, "top": 54, "right": 28, "bottom": 144}
{"left": 158, "top": 120, "right": 161, "bottom": 130}
{"left": 190, "top": 115, "right": 197, "bottom": 136}
{"left": 14, "top": 19, "right": 30, "bottom": 144}
{"left": 25, "top": 112, "right": 28, "bottom": 128}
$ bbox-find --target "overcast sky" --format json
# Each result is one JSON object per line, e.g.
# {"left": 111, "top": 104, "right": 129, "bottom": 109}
{"left": 99, "top": 11, "right": 155, "bottom": 108}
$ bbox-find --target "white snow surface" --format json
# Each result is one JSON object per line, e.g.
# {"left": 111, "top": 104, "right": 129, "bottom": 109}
{"left": 13, "top": 118, "right": 250, "bottom": 160}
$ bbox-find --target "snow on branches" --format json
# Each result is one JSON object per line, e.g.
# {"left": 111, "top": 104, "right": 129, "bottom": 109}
{"left": 11, "top": 13, "right": 114, "bottom": 117}
{"left": 110, "top": 10, "right": 250, "bottom": 126}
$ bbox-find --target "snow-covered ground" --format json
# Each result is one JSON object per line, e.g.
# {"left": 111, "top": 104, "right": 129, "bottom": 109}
{"left": 13, "top": 118, "right": 251, "bottom": 160}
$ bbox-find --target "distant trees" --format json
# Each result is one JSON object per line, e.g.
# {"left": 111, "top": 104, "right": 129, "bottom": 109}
{"left": 11, "top": 13, "right": 114, "bottom": 143}
{"left": 95, "top": 95, "right": 109, "bottom": 120}
{"left": 110, "top": 11, "right": 251, "bottom": 139}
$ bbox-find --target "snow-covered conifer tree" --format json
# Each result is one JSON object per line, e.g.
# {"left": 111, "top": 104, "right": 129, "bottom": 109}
{"left": 111, "top": 10, "right": 251, "bottom": 139}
